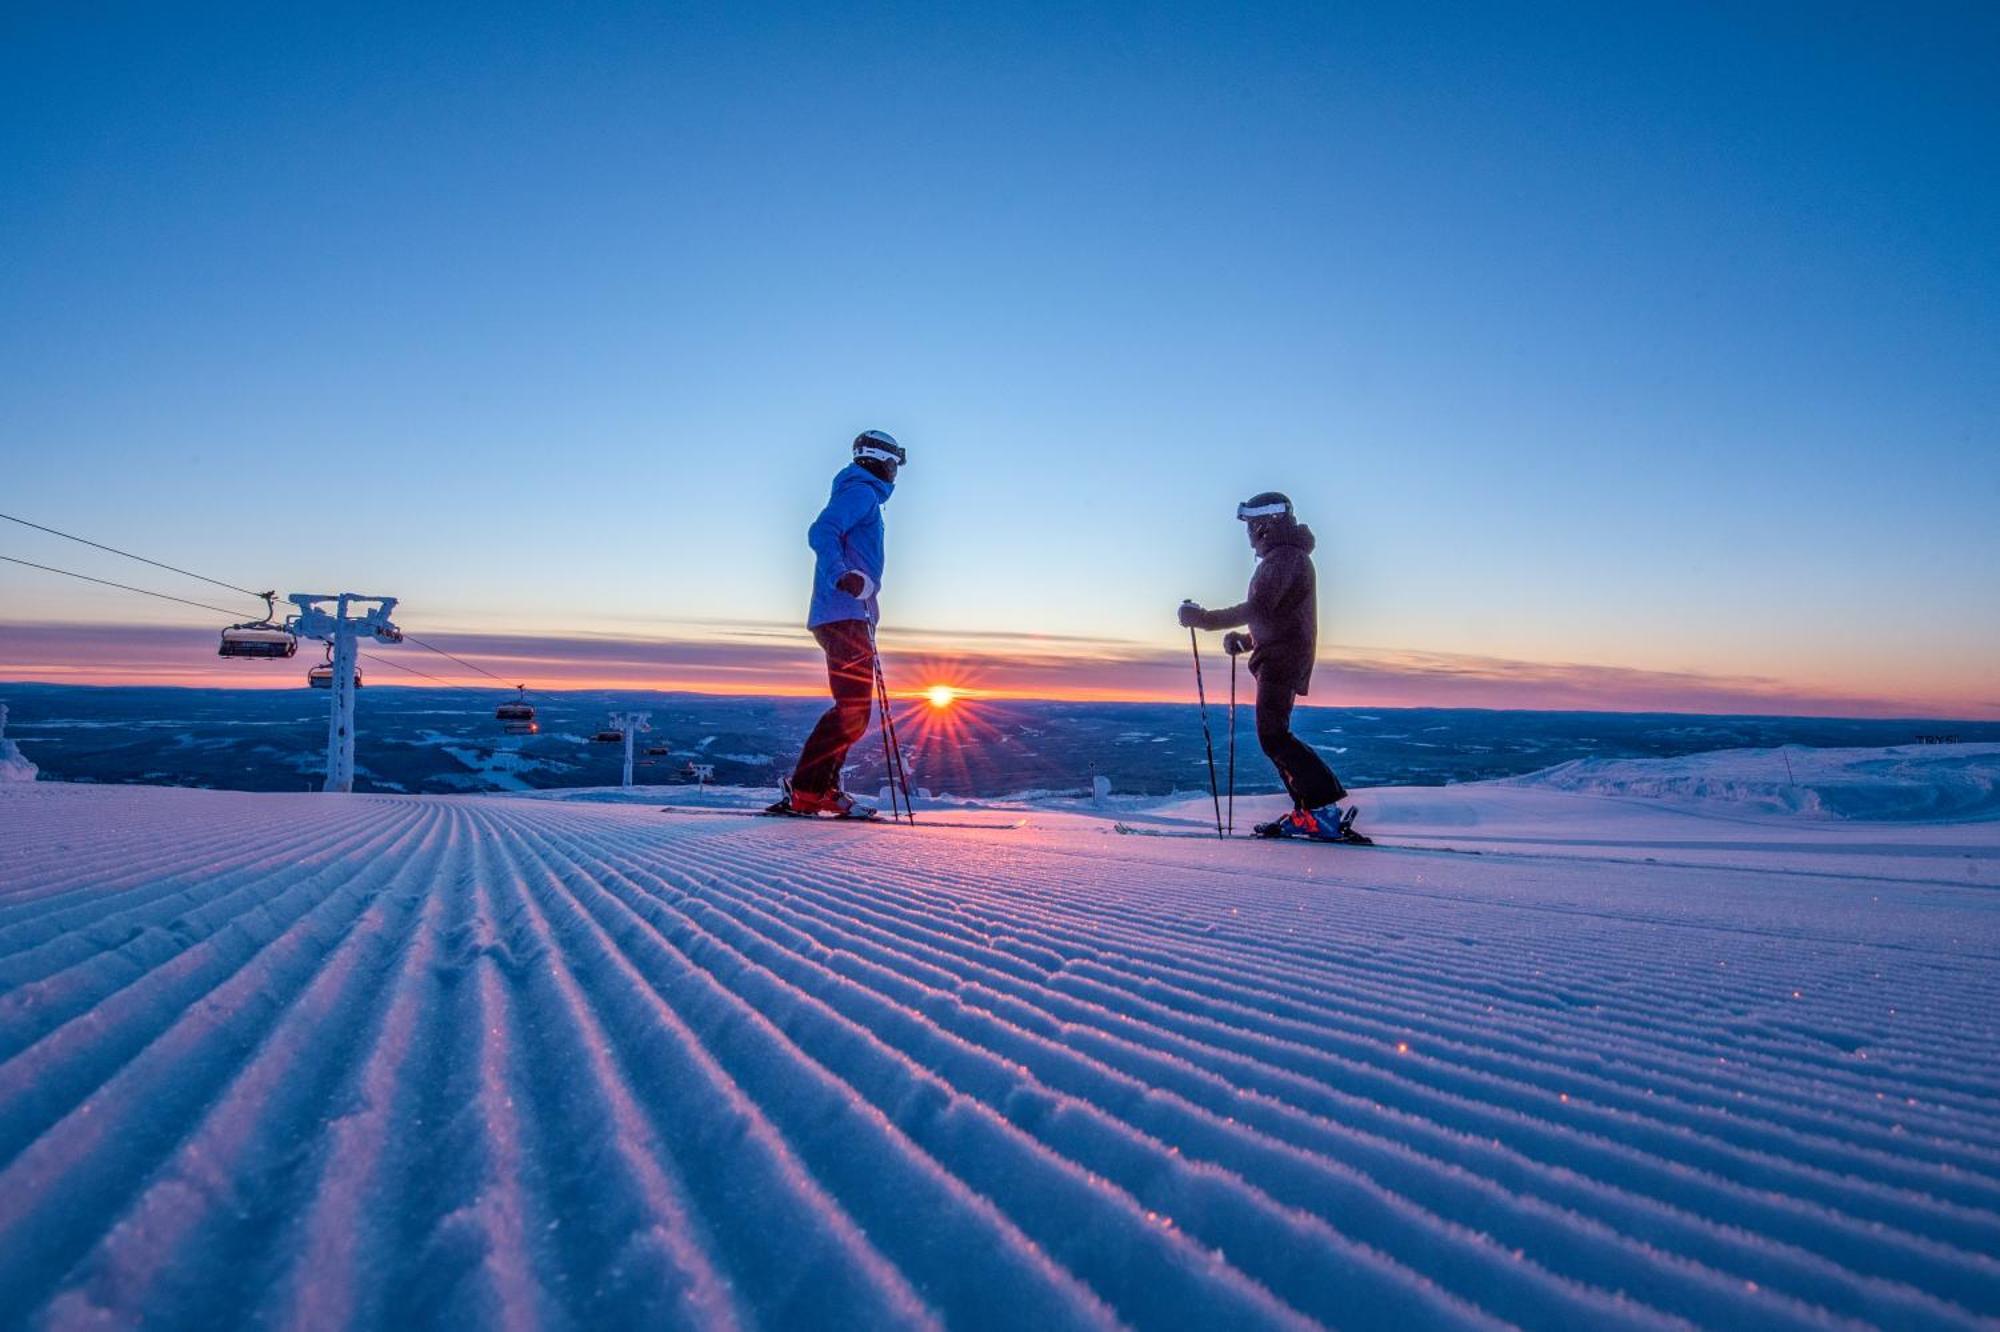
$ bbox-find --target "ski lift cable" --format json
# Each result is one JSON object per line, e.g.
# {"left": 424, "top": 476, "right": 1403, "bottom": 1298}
{"left": 400, "top": 633, "right": 551, "bottom": 701}
{"left": 326, "top": 645, "right": 528, "bottom": 699}
{"left": 3, "top": 507, "right": 541, "bottom": 698}
{"left": 6, "top": 544, "right": 546, "bottom": 718}
{"left": 359, "top": 648, "right": 510, "bottom": 694}
{"left": 358, "top": 651, "right": 469, "bottom": 689}
{"left": 401, "top": 634, "right": 520, "bottom": 685}
{"left": 0, "top": 510, "right": 270, "bottom": 604}
{"left": 0, "top": 552, "right": 253, "bottom": 619}
{"left": 0, "top": 550, "right": 464, "bottom": 690}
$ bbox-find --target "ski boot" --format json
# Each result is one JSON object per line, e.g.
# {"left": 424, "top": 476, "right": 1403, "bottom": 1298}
{"left": 1252, "top": 807, "right": 1315, "bottom": 839}
{"left": 1253, "top": 805, "right": 1371, "bottom": 844}
{"left": 763, "top": 780, "right": 880, "bottom": 819}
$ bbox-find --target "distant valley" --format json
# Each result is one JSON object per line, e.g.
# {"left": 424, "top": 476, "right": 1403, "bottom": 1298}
{"left": 5, "top": 683, "right": 1993, "bottom": 799}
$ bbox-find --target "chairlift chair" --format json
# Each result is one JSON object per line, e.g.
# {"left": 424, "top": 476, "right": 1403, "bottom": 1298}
{"left": 218, "top": 592, "right": 297, "bottom": 659}
{"left": 221, "top": 626, "right": 298, "bottom": 658}
{"left": 306, "top": 646, "right": 362, "bottom": 690}
{"left": 496, "top": 686, "right": 538, "bottom": 735}
{"left": 306, "top": 666, "right": 364, "bottom": 689}
{"left": 591, "top": 729, "right": 625, "bottom": 744}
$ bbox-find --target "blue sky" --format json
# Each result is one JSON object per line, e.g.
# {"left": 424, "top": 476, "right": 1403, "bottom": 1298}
{"left": 2, "top": 2, "right": 1995, "bottom": 713}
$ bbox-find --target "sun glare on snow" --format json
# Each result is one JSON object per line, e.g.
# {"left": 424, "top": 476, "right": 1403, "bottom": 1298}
{"left": 926, "top": 684, "right": 958, "bottom": 709}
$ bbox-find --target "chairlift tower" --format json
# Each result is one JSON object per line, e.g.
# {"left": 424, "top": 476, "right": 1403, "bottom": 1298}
{"left": 287, "top": 593, "right": 400, "bottom": 793}
{"left": 609, "top": 711, "right": 652, "bottom": 789}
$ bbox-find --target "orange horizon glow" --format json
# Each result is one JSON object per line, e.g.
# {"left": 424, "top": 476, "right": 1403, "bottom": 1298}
{"left": 4, "top": 664, "right": 1987, "bottom": 720}
{"left": 0, "top": 664, "right": 1190, "bottom": 704}
{"left": 1, "top": 620, "right": 1994, "bottom": 720}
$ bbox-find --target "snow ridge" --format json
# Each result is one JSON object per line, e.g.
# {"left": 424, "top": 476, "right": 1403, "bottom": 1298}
{"left": 1, "top": 781, "right": 1996, "bottom": 1329}
{"left": 1510, "top": 744, "right": 2000, "bottom": 822}
{"left": 0, "top": 702, "right": 35, "bottom": 784}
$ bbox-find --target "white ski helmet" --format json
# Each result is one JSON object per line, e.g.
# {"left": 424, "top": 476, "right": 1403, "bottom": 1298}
{"left": 853, "top": 429, "right": 906, "bottom": 466}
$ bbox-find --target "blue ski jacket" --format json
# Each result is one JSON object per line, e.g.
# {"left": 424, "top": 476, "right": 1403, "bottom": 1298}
{"left": 806, "top": 463, "right": 894, "bottom": 628}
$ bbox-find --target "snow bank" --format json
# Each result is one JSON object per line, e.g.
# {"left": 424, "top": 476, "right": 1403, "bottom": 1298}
{"left": 0, "top": 704, "right": 35, "bottom": 783}
{"left": 1508, "top": 743, "right": 2000, "bottom": 821}
{"left": 514, "top": 745, "right": 2000, "bottom": 828}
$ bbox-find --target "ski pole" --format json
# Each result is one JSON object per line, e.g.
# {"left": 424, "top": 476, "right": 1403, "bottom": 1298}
{"left": 871, "top": 658, "right": 906, "bottom": 823}
{"left": 870, "top": 630, "right": 916, "bottom": 822}
{"left": 876, "top": 658, "right": 913, "bottom": 823}
{"left": 1188, "top": 625, "right": 1225, "bottom": 840}
{"left": 866, "top": 628, "right": 903, "bottom": 822}
{"left": 881, "top": 662, "right": 915, "bottom": 823}
{"left": 871, "top": 652, "right": 901, "bottom": 822}
{"left": 1227, "top": 649, "right": 1237, "bottom": 837}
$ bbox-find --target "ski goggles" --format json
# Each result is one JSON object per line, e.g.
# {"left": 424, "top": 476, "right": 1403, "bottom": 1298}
{"left": 853, "top": 431, "right": 907, "bottom": 465}
{"left": 1237, "top": 498, "right": 1292, "bottom": 520}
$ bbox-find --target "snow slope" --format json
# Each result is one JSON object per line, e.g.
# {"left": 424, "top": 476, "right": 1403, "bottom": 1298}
{"left": 1, "top": 764, "right": 1997, "bottom": 1329}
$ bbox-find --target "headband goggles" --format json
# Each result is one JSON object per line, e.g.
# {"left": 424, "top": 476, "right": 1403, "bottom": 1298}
{"left": 853, "top": 431, "right": 907, "bottom": 465}
{"left": 1237, "top": 499, "right": 1291, "bottom": 521}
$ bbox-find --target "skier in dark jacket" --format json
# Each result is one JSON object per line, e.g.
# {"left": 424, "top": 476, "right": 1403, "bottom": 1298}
{"left": 767, "top": 429, "right": 905, "bottom": 818}
{"left": 1179, "top": 492, "right": 1358, "bottom": 840}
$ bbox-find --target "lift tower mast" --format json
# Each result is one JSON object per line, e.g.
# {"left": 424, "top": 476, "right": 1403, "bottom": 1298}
{"left": 288, "top": 593, "right": 401, "bottom": 793}
{"left": 610, "top": 711, "right": 652, "bottom": 790}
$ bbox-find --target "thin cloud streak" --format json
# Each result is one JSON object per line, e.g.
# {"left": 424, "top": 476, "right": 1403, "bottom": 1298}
{"left": 0, "top": 620, "right": 1991, "bottom": 719}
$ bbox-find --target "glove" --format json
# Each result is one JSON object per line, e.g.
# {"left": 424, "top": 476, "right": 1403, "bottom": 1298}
{"left": 837, "top": 570, "right": 877, "bottom": 598}
{"left": 1177, "top": 600, "right": 1203, "bottom": 628}
{"left": 1223, "top": 631, "right": 1251, "bottom": 657}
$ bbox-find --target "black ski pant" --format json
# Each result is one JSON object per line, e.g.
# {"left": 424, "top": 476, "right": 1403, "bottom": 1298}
{"left": 1255, "top": 671, "right": 1346, "bottom": 810}
{"left": 791, "top": 618, "right": 875, "bottom": 796}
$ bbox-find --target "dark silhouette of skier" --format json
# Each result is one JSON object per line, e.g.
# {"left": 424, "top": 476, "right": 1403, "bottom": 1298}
{"left": 1179, "top": 492, "right": 1360, "bottom": 840}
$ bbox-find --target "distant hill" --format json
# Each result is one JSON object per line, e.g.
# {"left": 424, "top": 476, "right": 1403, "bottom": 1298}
{"left": 2, "top": 682, "right": 1995, "bottom": 798}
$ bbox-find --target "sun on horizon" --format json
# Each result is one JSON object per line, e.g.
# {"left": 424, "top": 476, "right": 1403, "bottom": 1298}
{"left": 925, "top": 684, "right": 959, "bottom": 709}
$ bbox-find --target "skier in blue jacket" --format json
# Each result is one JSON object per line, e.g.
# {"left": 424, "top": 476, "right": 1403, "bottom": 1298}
{"left": 768, "top": 429, "right": 905, "bottom": 817}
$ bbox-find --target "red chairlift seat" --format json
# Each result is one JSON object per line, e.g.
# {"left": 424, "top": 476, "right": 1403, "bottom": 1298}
{"left": 502, "top": 719, "right": 540, "bottom": 736}
{"left": 218, "top": 592, "right": 296, "bottom": 659}
{"left": 307, "top": 665, "right": 363, "bottom": 689}
{"left": 219, "top": 625, "right": 297, "bottom": 659}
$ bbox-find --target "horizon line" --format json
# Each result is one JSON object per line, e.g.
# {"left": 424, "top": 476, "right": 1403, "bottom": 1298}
{"left": 5, "top": 673, "right": 1998, "bottom": 728}
{"left": 2, "top": 619, "right": 1993, "bottom": 722}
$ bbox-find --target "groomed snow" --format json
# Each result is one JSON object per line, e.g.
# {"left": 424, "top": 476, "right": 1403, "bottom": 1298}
{"left": 2, "top": 749, "right": 1997, "bottom": 1329}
